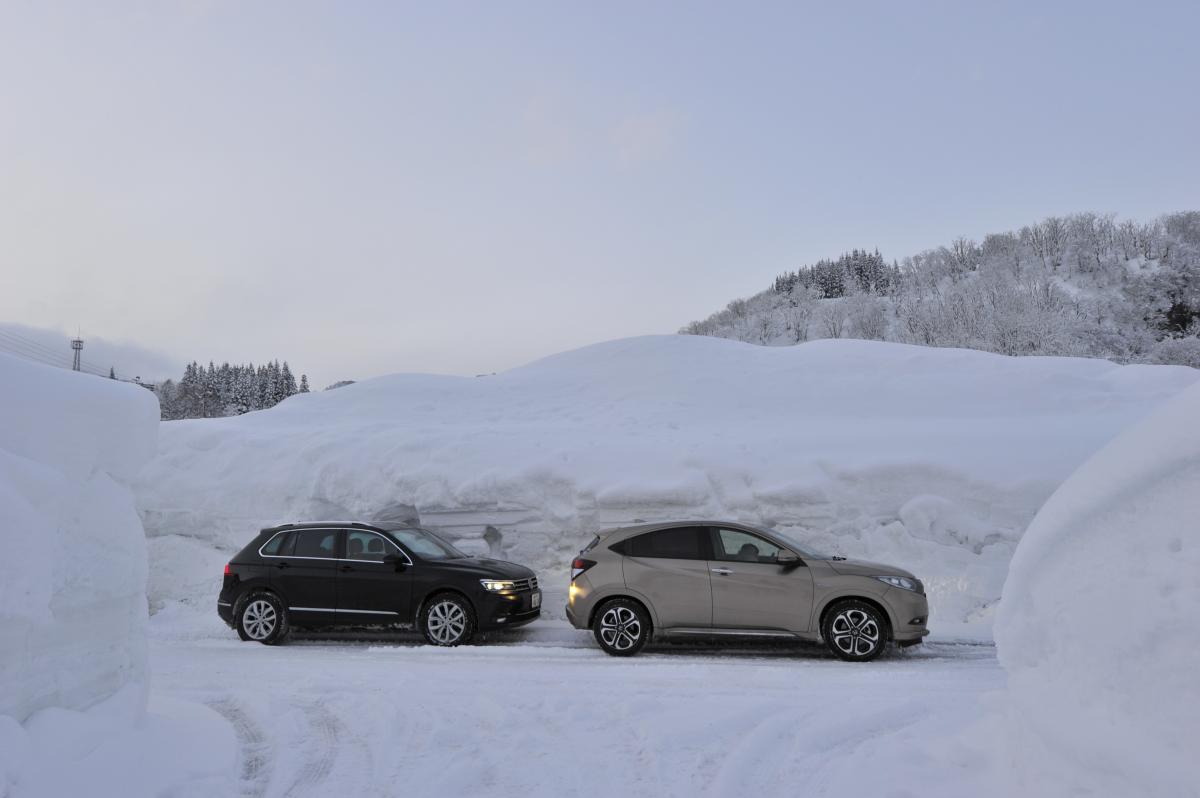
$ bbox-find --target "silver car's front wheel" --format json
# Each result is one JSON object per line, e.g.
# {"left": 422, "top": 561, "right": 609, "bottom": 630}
{"left": 421, "top": 595, "right": 475, "bottom": 646}
{"left": 823, "top": 601, "right": 887, "bottom": 661}
{"left": 593, "top": 599, "right": 650, "bottom": 656}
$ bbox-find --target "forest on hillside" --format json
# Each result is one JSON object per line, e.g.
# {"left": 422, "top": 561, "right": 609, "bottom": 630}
{"left": 682, "top": 212, "right": 1200, "bottom": 367}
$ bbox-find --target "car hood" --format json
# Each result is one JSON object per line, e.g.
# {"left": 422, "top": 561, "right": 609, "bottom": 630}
{"left": 824, "top": 558, "right": 916, "bottom": 579}
{"left": 431, "top": 557, "right": 535, "bottom": 579}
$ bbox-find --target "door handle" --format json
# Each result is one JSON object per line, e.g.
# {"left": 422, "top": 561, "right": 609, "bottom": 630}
{"left": 340, "top": 565, "right": 354, "bottom": 572}
{"left": 275, "top": 562, "right": 290, "bottom": 569}
{"left": 711, "top": 567, "right": 733, "bottom": 575}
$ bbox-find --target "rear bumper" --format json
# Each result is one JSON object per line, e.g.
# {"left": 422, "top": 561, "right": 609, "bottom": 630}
{"left": 217, "top": 600, "right": 235, "bottom": 628}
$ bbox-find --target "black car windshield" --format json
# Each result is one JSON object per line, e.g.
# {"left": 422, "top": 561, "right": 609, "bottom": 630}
{"left": 385, "top": 527, "right": 467, "bottom": 560}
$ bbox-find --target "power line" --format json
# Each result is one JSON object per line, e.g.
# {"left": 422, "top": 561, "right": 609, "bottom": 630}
{"left": 0, "top": 329, "right": 74, "bottom": 364}
{"left": 0, "top": 329, "right": 137, "bottom": 381}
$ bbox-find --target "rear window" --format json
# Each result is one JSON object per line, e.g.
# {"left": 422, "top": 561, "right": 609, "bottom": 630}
{"left": 623, "top": 527, "right": 706, "bottom": 560}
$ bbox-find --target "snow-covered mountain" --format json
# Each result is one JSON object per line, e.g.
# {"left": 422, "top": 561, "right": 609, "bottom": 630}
{"left": 684, "top": 211, "right": 1200, "bottom": 368}
{"left": 134, "top": 334, "right": 1198, "bottom": 632}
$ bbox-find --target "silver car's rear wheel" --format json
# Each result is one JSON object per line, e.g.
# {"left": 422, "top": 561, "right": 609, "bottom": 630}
{"left": 593, "top": 599, "right": 650, "bottom": 656}
{"left": 823, "top": 600, "right": 887, "bottom": 661}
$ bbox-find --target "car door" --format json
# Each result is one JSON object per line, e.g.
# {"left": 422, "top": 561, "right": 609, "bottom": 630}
{"left": 335, "top": 529, "right": 414, "bottom": 624}
{"left": 268, "top": 528, "right": 340, "bottom": 625}
{"left": 619, "top": 526, "right": 712, "bottom": 628}
{"left": 707, "top": 526, "right": 814, "bottom": 632}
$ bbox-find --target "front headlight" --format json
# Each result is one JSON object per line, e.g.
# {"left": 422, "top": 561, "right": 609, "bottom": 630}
{"left": 480, "top": 579, "right": 516, "bottom": 592}
{"left": 873, "top": 575, "right": 918, "bottom": 592}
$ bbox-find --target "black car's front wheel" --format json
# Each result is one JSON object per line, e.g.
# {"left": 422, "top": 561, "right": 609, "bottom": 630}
{"left": 235, "top": 591, "right": 291, "bottom": 645}
{"left": 823, "top": 600, "right": 887, "bottom": 662}
{"left": 593, "top": 598, "right": 650, "bottom": 656}
{"left": 421, "top": 594, "right": 476, "bottom": 646}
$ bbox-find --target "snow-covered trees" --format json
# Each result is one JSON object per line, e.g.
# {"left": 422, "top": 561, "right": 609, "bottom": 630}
{"left": 155, "top": 360, "right": 309, "bottom": 420}
{"left": 683, "top": 211, "right": 1200, "bottom": 366}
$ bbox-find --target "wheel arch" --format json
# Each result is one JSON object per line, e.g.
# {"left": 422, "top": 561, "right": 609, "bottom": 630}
{"left": 587, "top": 594, "right": 655, "bottom": 635}
{"left": 416, "top": 586, "right": 476, "bottom": 621}
{"left": 817, "top": 594, "right": 895, "bottom": 641}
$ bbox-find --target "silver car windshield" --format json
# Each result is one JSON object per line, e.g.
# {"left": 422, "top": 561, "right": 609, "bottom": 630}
{"left": 385, "top": 527, "right": 467, "bottom": 560}
{"left": 766, "top": 528, "right": 829, "bottom": 560}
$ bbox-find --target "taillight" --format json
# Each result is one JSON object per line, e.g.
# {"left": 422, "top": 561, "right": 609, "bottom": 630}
{"left": 224, "top": 563, "right": 231, "bottom": 576}
{"left": 571, "top": 558, "right": 595, "bottom": 581}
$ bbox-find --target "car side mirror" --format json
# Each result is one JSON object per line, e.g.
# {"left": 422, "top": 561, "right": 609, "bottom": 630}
{"left": 383, "top": 553, "right": 407, "bottom": 571}
{"left": 776, "top": 550, "right": 801, "bottom": 566}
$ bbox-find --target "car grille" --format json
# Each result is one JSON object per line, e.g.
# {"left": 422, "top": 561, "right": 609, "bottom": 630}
{"left": 511, "top": 576, "right": 538, "bottom": 592}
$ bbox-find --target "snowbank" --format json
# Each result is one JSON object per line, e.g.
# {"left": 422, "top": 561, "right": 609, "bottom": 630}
{"left": 135, "top": 335, "right": 1197, "bottom": 630}
{"left": 0, "top": 352, "right": 158, "bottom": 723}
{"left": 993, "top": 380, "right": 1200, "bottom": 796}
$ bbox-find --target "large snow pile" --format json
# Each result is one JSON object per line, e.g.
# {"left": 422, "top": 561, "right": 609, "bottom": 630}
{"left": 135, "top": 335, "right": 1197, "bottom": 631}
{"left": 994, "top": 380, "right": 1200, "bottom": 796}
{"left": 0, "top": 352, "right": 158, "bottom": 722}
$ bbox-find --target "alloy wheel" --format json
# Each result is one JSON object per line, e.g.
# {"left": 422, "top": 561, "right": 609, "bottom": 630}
{"left": 830, "top": 608, "right": 881, "bottom": 657}
{"left": 598, "top": 606, "right": 642, "bottom": 651}
{"left": 426, "top": 600, "right": 467, "bottom": 644}
{"left": 242, "top": 599, "right": 277, "bottom": 641}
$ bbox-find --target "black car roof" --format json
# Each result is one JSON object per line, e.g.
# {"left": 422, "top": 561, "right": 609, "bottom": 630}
{"left": 260, "top": 521, "right": 381, "bottom": 534}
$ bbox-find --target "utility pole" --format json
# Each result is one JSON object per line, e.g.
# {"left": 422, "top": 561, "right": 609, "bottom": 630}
{"left": 70, "top": 336, "right": 84, "bottom": 371}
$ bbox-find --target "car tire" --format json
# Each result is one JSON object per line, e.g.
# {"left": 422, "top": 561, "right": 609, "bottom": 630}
{"left": 235, "top": 591, "right": 291, "bottom": 646}
{"left": 593, "top": 598, "right": 651, "bottom": 657}
{"left": 822, "top": 600, "right": 888, "bottom": 662}
{"left": 421, "top": 593, "right": 476, "bottom": 646}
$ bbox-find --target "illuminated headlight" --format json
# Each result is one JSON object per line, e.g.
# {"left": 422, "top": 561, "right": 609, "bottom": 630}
{"left": 479, "top": 579, "right": 516, "bottom": 592}
{"left": 873, "top": 575, "right": 919, "bottom": 592}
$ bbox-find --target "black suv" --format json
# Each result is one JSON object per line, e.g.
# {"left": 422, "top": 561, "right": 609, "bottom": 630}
{"left": 218, "top": 523, "right": 541, "bottom": 646}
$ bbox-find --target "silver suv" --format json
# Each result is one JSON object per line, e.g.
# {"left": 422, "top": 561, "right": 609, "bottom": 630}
{"left": 565, "top": 521, "right": 929, "bottom": 661}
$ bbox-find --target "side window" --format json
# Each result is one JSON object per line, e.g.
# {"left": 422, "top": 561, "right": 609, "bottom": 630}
{"left": 345, "top": 530, "right": 398, "bottom": 562}
{"left": 293, "top": 529, "right": 338, "bottom": 559}
{"left": 626, "top": 527, "right": 706, "bottom": 560}
{"left": 711, "top": 528, "right": 782, "bottom": 563}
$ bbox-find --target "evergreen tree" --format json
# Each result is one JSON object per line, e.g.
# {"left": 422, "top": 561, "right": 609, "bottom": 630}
{"left": 299, "top": 374, "right": 309, "bottom": 393}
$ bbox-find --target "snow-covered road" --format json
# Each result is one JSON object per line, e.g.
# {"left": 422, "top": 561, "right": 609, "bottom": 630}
{"left": 149, "top": 618, "right": 1002, "bottom": 797}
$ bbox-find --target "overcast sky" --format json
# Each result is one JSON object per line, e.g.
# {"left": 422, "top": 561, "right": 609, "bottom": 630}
{"left": 2, "top": 1, "right": 1198, "bottom": 387}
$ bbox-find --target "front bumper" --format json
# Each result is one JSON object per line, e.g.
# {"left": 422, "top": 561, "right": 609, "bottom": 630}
{"left": 477, "top": 588, "right": 542, "bottom": 631}
{"left": 885, "top": 587, "right": 930, "bottom": 642}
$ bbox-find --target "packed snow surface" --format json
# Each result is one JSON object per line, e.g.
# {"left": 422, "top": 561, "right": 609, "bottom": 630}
{"left": 136, "top": 335, "right": 1198, "bottom": 631}
{"left": 141, "top": 615, "right": 1003, "bottom": 797}
{"left": 0, "top": 352, "right": 158, "bottom": 723}
{"left": 993, "top": 379, "right": 1200, "bottom": 796}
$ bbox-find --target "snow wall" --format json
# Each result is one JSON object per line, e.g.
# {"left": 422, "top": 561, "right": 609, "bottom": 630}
{"left": 135, "top": 335, "right": 1198, "bottom": 630}
{"left": 0, "top": 353, "right": 159, "bottom": 722}
{"left": 994, "top": 380, "right": 1200, "bottom": 796}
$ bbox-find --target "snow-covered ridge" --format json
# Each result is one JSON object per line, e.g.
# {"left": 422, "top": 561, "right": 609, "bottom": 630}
{"left": 0, "top": 352, "right": 159, "bottom": 722}
{"left": 135, "top": 335, "right": 1198, "bottom": 630}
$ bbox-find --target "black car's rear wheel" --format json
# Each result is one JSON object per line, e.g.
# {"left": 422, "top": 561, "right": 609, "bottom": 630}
{"left": 421, "top": 594, "right": 476, "bottom": 646}
{"left": 593, "top": 598, "right": 650, "bottom": 657}
{"left": 822, "top": 600, "right": 887, "bottom": 662}
{"left": 235, "top": 591, "right": 290, "bottom": 645}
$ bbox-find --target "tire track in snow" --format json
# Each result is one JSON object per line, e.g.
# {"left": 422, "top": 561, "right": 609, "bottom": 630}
{"left": 282, "top": 703, "right": 340, "bottom": 796}
{"left": 206, "top": 698, "right": 272, "bottom": 798}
